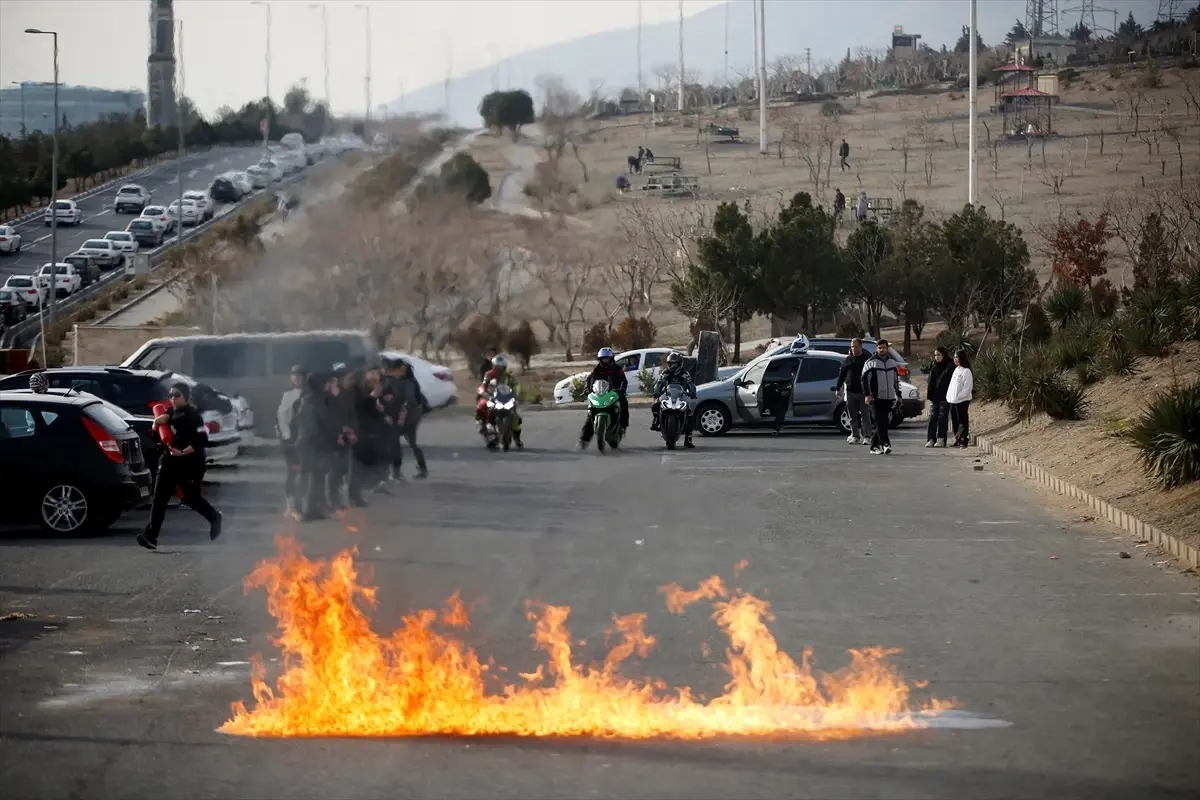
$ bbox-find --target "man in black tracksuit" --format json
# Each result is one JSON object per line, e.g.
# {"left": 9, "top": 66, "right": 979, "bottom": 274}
{"left": 350, "top": 368, "right": 389, "bottom": 497}
{"left": 862, "top": 339, "right": 902, "bottom": 455}
{"left": 836, "top": 338, "right": 873, "bottom": 444}
{"left": 137, "top": 382, "right": 222, "bottom": 550}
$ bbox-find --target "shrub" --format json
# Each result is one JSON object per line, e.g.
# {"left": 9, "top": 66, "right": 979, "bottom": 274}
{"left": 1044, "top": 281, "right": 1087, "bottom": 329}
{"left": 454, "top": 314, "right": 505, "bottom": 368}
{"left": 820, "top": 100, "right": 844, "bottom": 116}
{"left": 570, "top": 376, "right": 587, "bottom": 402}
{"left": 1128, "top": 380, "right": 1200, "bottom": 489}
{"left": 505, "top": 320, "right": 541, "bottom": 369}
{"left": 1074, "top": 359, "right": 1101, "bottom": 386}
{"left": 636, "top": 367, "right": 656, "bottom": 395}
{"left": 1089, "top": 278, "right": 1119, "bottom": 318}
{"left": 611, "top": 316, "right": 656, "bottom": 350}
{"left": 1049, "top": 333, "right": 1093, "bottom": 371}
{"left": 837, "top": 320, "right": 865, "bottom": 338}
{"left": 581, "top": 321, "right": 610, "bottom": 356}
{"left": 1102, "top": 344, "right": 1137, "bottom": 377}
{"left": 975, "top": 347, "right": 1023, "bottom": 403}
{"left": 1022, "top": 303, "right": 1053, "bottom": 345}
{"left": 1010, "top": 358, "right": 1090, "bottom": 422}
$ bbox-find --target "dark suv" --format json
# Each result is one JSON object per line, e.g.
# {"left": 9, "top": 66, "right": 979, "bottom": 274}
{"left": 209, "top": 177, "right": 240, "bottom": 204}
{"left": 0, "top": 391, "right": 152, "bottom": 533}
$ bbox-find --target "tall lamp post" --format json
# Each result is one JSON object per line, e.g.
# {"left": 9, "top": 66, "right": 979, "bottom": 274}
{"left": 308, "top": 3, "right": 331, "bottom": 130}
{"left": 355, "top": 4, "right": 372, "bottom": 136}
{"left": 967, "top": 0, "right": 978, "bottom": 206}
{"left": 251, "top": 1, "right": 271, "bottom": 149}
{"left": 24, "top": 28, "right": 58, "bottom": 366}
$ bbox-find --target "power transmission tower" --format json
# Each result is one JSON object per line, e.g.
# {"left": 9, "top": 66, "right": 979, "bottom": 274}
{"left": 1025, "top": 0, "right": 1060, "bottom": 37}
{"left": 1157, "top": 0, "right": 1189, "bottom": 23}
{"left": 804, "top": 47, "right": 812, "bottom": 92}
{"left": 1061, "top": 0, "right": 1118, "bottom": 37}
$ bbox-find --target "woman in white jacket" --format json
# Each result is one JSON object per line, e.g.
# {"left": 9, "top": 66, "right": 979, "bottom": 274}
{"left": 946, "top": 350, "right": 974, "bottom": 448}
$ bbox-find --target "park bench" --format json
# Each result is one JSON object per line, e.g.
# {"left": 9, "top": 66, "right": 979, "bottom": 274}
{"left": 865, "top": 197, "right": 893, "bottom": 222}
{"left": 642, "top": 174, "right": 699, "bottom": 197}
{"left": 706, "top": 124, "right": 741, "bottom": 142}
{"left": 643, "top": 155, "right": 682, "bottom": 172}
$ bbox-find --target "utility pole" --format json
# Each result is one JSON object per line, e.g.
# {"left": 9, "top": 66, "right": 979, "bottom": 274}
{"left": 309, "top": 4, "right": 330, "bottom": 123}
{"left": 723, "top": 2, "right": 729, "bottom": 88}
{"left": 968, "top": 0, "right": 978, "bottom": 206}
{"left": 637, "top": 0, "right": 643, "bottom": 98}
{"left": 24, "top": 28, "right": 58, "bottom": 344}
{"left": 355, "top": 4, "right": 371, "bottom": 134}
{"left": 9, "top": 82, "right": 27, "bottom": 134}
{"left": 442, "top": 31, "right": 452, "bottom": 120}
{"left": 176, "top": 20, "right": 185, "bottom": 248}
{"left": 752, "top": 0, "right": 759, "bottom": 100}
{"left": 758, "top": 0, "right": 768, "bottom": 154}
{"left": 677, "top": 0, "right": 685, "bottom": 113}
{"left": 251, "top": 1, "right": 271, "bottom": 147}
{"left": 804, "top": 47, "right": 812, "bottom": 92}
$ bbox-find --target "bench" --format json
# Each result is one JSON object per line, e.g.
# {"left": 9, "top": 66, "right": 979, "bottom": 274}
{"left": 643, "top": 155, "right": 682, "bottom": 172}
{"left": 642, "top": 174, "right": 699, "bottom": 197}
{"left": 706, "top": 124, "right": 741, "bottom": 141}
{"left": 865, "top": 197, "right": 893, "bottom": 222}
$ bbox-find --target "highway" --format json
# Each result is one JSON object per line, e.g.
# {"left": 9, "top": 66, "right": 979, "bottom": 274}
{"left": 0, "top": 145, "right": 267, "bottom": 287}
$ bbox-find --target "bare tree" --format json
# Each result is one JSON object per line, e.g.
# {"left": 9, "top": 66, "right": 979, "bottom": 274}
{"left": 529, "top": 222, "right": 598, "bottom": 361}
{"left": 784, "top": 116, "right": 826, "bottom": 194}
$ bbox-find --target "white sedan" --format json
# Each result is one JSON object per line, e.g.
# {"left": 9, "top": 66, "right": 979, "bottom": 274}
{"left": 103, "top": 230, "right": 140, "bottom": 256}
{"left": 2, "top": 275, "right": 45, "bottom": 308}
{"left": 139, "top": 205, "right": 177, "bottom": 233}
{"left": 0, "top": 225, "right": 23, "bottom": 255}
{"left": 552, "top": 347, "right": 675, "bottom": 404}
{"left": 167, "top": 199, "right": 202, "bottom": 226}
{"left": 182, "top": 190, "right": 215, "bottom": 221}
{"left": 379, "top": 351, "right": 458, "bottom": 410}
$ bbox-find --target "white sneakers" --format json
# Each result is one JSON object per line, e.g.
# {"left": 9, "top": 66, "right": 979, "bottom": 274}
{"left": 925, "top": 440, "right": 935, "bottom": 447}
{"left": 858, "top": 436, "right": 869, "bottom": 445}
{"left": 847, "top": 434, "right": 857, "bottom": 443}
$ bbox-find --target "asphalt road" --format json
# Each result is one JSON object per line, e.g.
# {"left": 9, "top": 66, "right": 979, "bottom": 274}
{"left": 0, "top": 145, "right": 268, "bottom": 284}
{"left": 1, "top": 414, "right": 1197, "bottom": 800}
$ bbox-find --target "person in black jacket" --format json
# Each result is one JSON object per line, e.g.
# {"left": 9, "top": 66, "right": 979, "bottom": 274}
{"left": 579, "top": 347, "right": 629, "bottom": 445}
{"left": 325, "top": 363, "right": 362, "bottom": 509}
{"left": 381, "top": 355, "right": 432, "bottom": 479}
{"left": 925, "top": 346, "right": 954, "bottom": 448}
{"left": 350, "top": 368, "right": 389, "bottom": 497}
{"left": 479, "top": 347, "right": 498, "bottom": 382}
{"left": 835, "top": 338, "right": 873, "bottom": 445}
{"left": 294, "top": 372, "right": 331, "bottom": 521}
{"left": 137, "top": 382, "right": 222, "bottom": 550}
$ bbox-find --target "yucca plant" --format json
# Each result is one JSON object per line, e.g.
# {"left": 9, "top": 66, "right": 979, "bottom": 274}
{"left": 1050, "top": 334, "right": 1094, "bottom": 371}
{"left": 1074, "top": 359, "right": 1101, "bottom": 386}
{"left": 1010, "top": 361, "right": 1090, "bottom": 422}
{"left": 1102, "top": 344, "right": 1138, "bottom": 378}
{"left": 1047, "top": 379, "right": 1090, "bottom": 420}
{"left": 1044, "top": 282, "right": 1088, "bottom": 330}
{"left": 1128, "top": 380, "right": 1200, "bottom": 489}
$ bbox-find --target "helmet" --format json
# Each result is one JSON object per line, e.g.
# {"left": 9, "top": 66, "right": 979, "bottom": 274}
{"left": 29, "top": 372, "right": 48, "bottom": 393}
{"left": 666, "top": 352, "right": 683, "bottom": 373}
{"left": 491, "top": 355, "right": 507, "bottom": 370}
{"left": 597, "top": 347, "right": 614, "bottom": 365}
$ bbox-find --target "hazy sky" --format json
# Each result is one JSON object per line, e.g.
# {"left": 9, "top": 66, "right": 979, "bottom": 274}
{"left": 1, "top": 0, "right": 724, "bottom": 115}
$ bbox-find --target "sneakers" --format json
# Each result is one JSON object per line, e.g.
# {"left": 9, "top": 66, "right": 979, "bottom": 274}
{"left": 684, "top": 438, "right": 696, "bottom": 449}
{"left": 938, "top": 438, "right": 948, "bottom": 448}
{"left": 136, "top": 532, "right": 158, "bottom": 550}
{"left": 883, "top": 445, "right": 893, "bottom": 455}
{"left": 858, "top": 437, "right": 869, "bottom": 445}
{"left": 415, "top": 468, "right": 428, "bottom": 479}
{"left": 925, "top": 440, "right": 934, "bottom": 448}
{"left": 847, "top": 434, "right": 857, "bottom": 444}
{"left": 869, "top": 447, "right": 882, "bottom": 455}
{"left": 210, "top": 512, "right": 224, "bottom": 541}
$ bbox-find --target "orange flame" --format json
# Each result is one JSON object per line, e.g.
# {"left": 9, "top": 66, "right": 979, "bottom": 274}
{"left": 220, "top": 537, "right": 951, "bottom": 739}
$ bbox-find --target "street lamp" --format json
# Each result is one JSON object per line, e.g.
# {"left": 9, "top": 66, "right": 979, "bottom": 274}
{"left": 251, "top": 1, "right": 271, "bottom": 148}
{"left": 9, "top": 82, "right": 26, "bottom": 135}
{"left": 25, "top": 28, "right": 58, "bottom": 367}
{"left": 308, "top": 3, "right": 331, "bottom": 125}
{"left": 355, "top": 4, "right": 372, "bottom": 136}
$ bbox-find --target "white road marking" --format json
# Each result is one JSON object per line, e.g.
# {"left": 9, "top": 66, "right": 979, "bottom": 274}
{"left": 95, "top": 209, "right": 111, "bottom": 217}
{"left": 31, "top": 234, "right": 50, "bottom": 245}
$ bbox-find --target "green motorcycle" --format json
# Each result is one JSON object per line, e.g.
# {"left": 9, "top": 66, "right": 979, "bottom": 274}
{"left": 586, "top": 379, "right": 623, "bottom": 453}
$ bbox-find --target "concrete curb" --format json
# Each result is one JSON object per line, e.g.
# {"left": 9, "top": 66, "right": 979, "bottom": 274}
{"left": 93, "top": 278, "right": 177, "bottom": 325}
{"left": 974, "top": 435, "right": 1200, "bottom": 569}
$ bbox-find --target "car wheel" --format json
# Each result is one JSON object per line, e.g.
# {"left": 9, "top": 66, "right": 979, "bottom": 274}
{"left": 39, "top": 482, "right": 107, "bottom": 535}
{"left": 696, "top": 402, "right": 731, "bottom": 437}
{"left": 835, "top": 403, "right": 853, "bottom": 436}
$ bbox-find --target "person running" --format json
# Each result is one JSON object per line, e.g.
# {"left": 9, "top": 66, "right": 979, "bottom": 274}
{"left": 839, "top": 138, "right": 851, "bottom": 171}
{"left": 137, "top": 382, "right": 222, "bottom": 550}
{"left": 947, "top": 350, "right": 975, "bottom": 448}
{"left": 862, "top": 339, "right": 902, "bottom": 455}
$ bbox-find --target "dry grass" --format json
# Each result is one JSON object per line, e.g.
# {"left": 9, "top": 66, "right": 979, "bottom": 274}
{"left": 971, "top": 341, "right": 1200, "bottom": 554}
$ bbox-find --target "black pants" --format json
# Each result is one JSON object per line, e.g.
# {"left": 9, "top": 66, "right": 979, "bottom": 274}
{"left": 282, "top": 442, "right": 300, "bottom": 504}
{"left": 144, "top": 461, "right": 217, "bottom": 541}
{"left": 352, "top": 435, "right": 386, "bottom": 494}
{"left": 763, "top": 389, "right": 790, "bottom": 432}
{"left": 951, "top": 401, "right": 971, "bottom": 445}
{"left": 870, "top": 398, "right": 893, "bottom": 449}
{"left": 927, "top": 400, "right": 950, "bottom": 442}
{"left": 392, "top": 425, "right": 426, "bottom": 473}
{"left": 840, "top": 155, "right": 849, "bottom": 170}
{"left": 299, "top": 450, "right": 327, "bottom": 516}
{"left": 326, "top": 446, "right": 352, "bottom": 508}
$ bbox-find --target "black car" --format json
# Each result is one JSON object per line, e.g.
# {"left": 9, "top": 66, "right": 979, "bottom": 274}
{"left": 62, "top": 254, "right": 99, "bottom": 288}
{"left": 0, "top": 391, "right": 152, "bottom": 533}
{"left": 126, "top": 218, "right": 164, "bottom": 248}
{"left": 209, "top": 177, "right": 240, "bottom": 204}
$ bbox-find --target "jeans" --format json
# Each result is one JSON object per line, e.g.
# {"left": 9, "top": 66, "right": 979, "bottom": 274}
{"left": 144, "top": 461, "right": 217, "bottom": 541}
{"left": 870, "top": 398, "right": 893, "bottom": 449}
{"left": 927, "top": 400, "right": 950, "bottom": 442}
{"left": 951, "top": 401, "right": 972, "bottom": 445}
{"left": 392, "top": 425, "right": 427, "bottom": 474}
{"left": 845, "top": 392, "right": 873, "bottom": 439}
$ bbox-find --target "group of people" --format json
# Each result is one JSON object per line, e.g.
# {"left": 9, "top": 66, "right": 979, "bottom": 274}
{"left": 277, "top": 355, "right": 430, "bottom": 522}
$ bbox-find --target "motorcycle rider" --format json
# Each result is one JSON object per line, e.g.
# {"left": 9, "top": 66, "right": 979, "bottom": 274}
{"left": 476, "top": 355, "right": 524, "bottom": 448}
{"left": 578, "top": 346, "right": 629, "bottom": 448}
{"left": 650, "top": 352, "right": 697, "bottom": 449}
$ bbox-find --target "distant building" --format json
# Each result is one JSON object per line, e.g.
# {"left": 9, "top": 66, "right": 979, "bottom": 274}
{"left": 1014, "top": 37, "right": 1077, "bottom": 66}
{"left": 147, "top": 0, "right": 178, "bottom": 129}
{"left": 892, "top": 25, "right": 922, "bottom": 58}
{"left": 0, "top": 83, "right": 146, "bottom": 137}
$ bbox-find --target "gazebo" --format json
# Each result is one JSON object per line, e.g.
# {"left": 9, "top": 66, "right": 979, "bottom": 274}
{"left": 993, "top": 63, "right": 1038, "bottom": 102}
{"left": 998, "top": 87, "right": 1055, "bottom": 138}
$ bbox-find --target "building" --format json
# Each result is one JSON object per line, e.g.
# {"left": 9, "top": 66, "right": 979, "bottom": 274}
{"left": 892, "top": 25, "right": 922, "bottom": 58}
{"left": 146, "top": 0, "right": 178, "bottom": 129}
{"left": 1014, "top": 37, "right": 1077, "bottom": 66}
{"left": 0, "top": 84, "right": 146, "bottom": 138}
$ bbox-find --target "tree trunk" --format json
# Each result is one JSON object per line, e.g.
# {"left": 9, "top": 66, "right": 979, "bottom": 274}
{"left": 733, "top": 317, "right": 742, "bottom": 362}
{"left": 903, "top": 319, "right": 913, "bottom": 356}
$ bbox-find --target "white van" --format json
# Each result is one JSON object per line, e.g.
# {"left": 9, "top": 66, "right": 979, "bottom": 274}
{"left": 120, "top": 330, "right": 380, "bottom": 430}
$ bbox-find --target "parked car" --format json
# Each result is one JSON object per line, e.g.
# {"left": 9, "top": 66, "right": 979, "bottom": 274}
{"left": 103, "top": 230, "right": 140, "bottom": 257}
{"left": 43, "top": 199, "right": 84, "bottom": 227}
{"left": 2, "top": 274, "right": 45, "bottom": 309}
{"left": 243, "top": 166, "right": 271, "bottom": 189}
{"left": 182, "top": 190, "right": 215, "bottom": 221}
{"left": 114, "top": 184, "right": 152, "bottom": 214}
{"left": 229, "top": 393, "right": 256, "bottom": 447}
{"left": 126, "top": 218, "right": 165, "bottom": 248}
{"left": 139, "top": 205, "right": 177, "bottom": 234}
{"left": 37, "top": 263, "right": 83, "bottom": 297}
{"left": 723, "top": 335, "right": 913, "bottom": 382}
{"left": 76, "top": 238, "right": 124, "bottom": 270}
{"left": 210, "top": 176, "right": 241, "bottom": 204}
{"left": 0, "top": 225, "right": 23, "bottom": 255}
{"left": 256, "top": 159, "right": 284, "bottom": 182}
{"left": 0, "top": 391, "right": 152, "bottom": 533}
{"left": 230, "top": 172, "right": 254, "bottom": 196}
{"left": 62, "top": 253, "right": 99, "bottom": 288}
{"left": 379, "top": 351, "right": 459, "bottom": 410}
{"left": 167, "top": 199, "right": 202, "bottom": 226}
{"left": 0, "top": 289, "right": 29, "bottom": 325}
{"left": 553, "top": 348, "right": 676, "bottom": 404}
{"left": 691, "top": 349, "right": 924, "bottom": 438}
{"left": 191, "top": 383, "right": 242, "bottom": 465}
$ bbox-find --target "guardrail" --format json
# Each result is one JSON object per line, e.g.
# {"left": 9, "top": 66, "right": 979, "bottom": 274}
{"left": 0, "top": 161, "right": 320, "bottom": 351}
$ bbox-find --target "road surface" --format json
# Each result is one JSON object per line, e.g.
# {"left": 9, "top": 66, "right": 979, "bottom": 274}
{"left": 0, "top": 146, "right": 267, "bottom": 285}
{"left": 1, "top": 414, "right": 1197, "bottom": 799}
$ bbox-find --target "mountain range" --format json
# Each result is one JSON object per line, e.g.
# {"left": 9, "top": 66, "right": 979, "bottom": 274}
{"left": 387, "top": 0, "right": 1165, "bottom": 127}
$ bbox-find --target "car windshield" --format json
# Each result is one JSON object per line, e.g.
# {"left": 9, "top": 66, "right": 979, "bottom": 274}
{"left": 118, "top": 187, "right": 139, "bottom": 194}
{"left": 130, "top": 221, "right": 151, "bottom": 229}
{"left": 83, "top": 240, "right": 108, "bottom": 249}
{"left": 53, "top": 201, "right": 71, "bottom": 210}
{"left": 0, "top": 291, "right": 11, "bottom": 301}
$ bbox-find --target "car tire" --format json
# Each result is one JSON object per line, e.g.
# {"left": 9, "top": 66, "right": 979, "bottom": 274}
{"left": 835, "top": 403, "right": 853, "bottom": 436}
{"left": 39, "top": 481, "right": 110, "bottom": 535}
{"left": 695, "top": 402, "right": 731, "bottom": 437}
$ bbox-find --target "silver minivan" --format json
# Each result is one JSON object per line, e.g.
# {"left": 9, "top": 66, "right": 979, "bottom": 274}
{"left": 120, "top": 330, "right": 380, "bottom": 430}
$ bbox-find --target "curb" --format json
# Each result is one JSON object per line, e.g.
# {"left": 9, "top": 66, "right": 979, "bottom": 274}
{"left": 92, "top": 276, "right": 177, "bottom": 326}
{"left": 974, "top": 435, "right": 1200, "bottom": 569}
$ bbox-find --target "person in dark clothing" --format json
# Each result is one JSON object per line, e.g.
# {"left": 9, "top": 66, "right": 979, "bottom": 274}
{"left": 381, "top": 355, "right": 431, "bottom": 480}
{"left": 833, "top": 189, "right": 847, "bottom": 225}
{"left": 648, "top": 352, "right": 697, "bottom": 448}
{"left": 578, "top": 347, "right": 629, "bottom": 446}
{"left": 862, "top": 339, "right": 902, "bottom": 455}
{"left": 479, "top": 347, "right": 498, "bottom": 382}
{"left": 137, "top": 382, "right": 222, "bottom": 549}
{"left": 836, "top": 338, "right": 873, "bottom": 445}
{"left": 839, "top": 138, "right": 851, "bottom": 171}
{"left": 762, "top": 360, "right": 797, "bottom": 434}
{"left": 350, "top": 368, "right": 390, "bottom": 497}
{"left": 924, "top": 347, "right": 954, "bottom": 448}
{"left": 294, "top": 372, "right": 331, "bottom": 521}
{"left": 325, "top": 363, "right": 361, "bottom": 509}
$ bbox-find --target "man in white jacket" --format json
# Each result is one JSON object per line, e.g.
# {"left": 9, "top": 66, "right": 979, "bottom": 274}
{"left": 946, "top": 350, "right": 974, "bottom": 448}
{"left": 276, "top": 364, "right": 307, "bottom": 518}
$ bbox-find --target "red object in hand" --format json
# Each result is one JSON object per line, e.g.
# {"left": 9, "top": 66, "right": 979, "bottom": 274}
{"left": 152, "top": 402, "right": 173, "bottom": 446}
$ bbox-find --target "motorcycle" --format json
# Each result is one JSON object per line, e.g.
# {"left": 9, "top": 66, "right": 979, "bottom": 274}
{"left": 659, "top": 383, "right": 690, "bottom": 450}
{"left": 586, "top": 379, "right": 623, "bottom": 453}
{"left": 483, "top": 382, "right": 517, "bottom": 451}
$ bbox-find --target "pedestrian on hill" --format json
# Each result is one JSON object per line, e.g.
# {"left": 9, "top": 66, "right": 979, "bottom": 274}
{"left": 836, "top": 337, "right": 872, "bottom": 445}
{"left": 839, "top": 138, "right": 851, "bottom": 171}
{"left": 276, "top": 364, "right": 306, "bottom": 519}
{"left": 947, "top": 350, "right": 974, "bottom": 448}
{"left": 137, "top": 382, "right": 222, "bottom": 550}
{"left": 862, "top": 339, "right": 902, "bottom": 455}
{"left": 833, "top": 188, "right": 846, "bottom": 225}
{"left": 925, "top": 347, "right": 954, "bottom": 448}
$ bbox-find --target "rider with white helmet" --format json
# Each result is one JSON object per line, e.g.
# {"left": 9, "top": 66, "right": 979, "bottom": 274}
{"left": 579, "top": 346, "right": 629, "bottom": 448}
